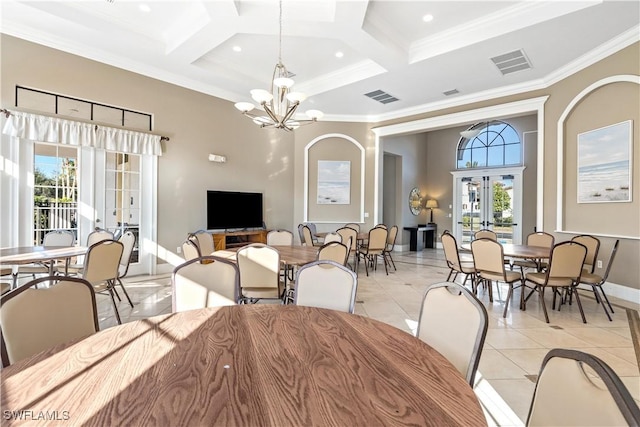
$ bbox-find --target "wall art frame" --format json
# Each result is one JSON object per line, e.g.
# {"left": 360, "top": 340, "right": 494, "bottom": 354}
{"left": 577, "top": 120, "right": 632, "bottom": 203}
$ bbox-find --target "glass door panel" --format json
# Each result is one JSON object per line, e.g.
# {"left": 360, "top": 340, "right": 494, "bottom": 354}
{"left": 459, "top": 177, "right": 484, "bottom": 244}
{"left": 454, "top": 169, "right": 522, "bottom": 244}
{"left": 105, "top": 152, "right": 141, "bottom": 264}
{"left": 488, "top": 175, "right": 515, "bottom": 244}
{"left": 33, "top": 143, "right": 79, "bottom": 244}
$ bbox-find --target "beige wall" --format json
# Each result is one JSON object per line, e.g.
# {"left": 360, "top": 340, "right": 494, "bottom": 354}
{"left": 543, "top": 44, "right": 639, "bottom": 292}
{"left": 2, "top": 34, "right": 638, "bottom": 292}
{"left": 306, "top": 136, "right": 362, "bottom": 223}
{"left": 293, "top": 121, "right": 374, "bottom": 236}
{"left": 381, "top": 133, "right": 430, "bottom": 245}
{"left": 382, "top": 153, "right": 400, "bottom": 229}
{"left": 564, "top": 82, "right": 639, "bottom": 237}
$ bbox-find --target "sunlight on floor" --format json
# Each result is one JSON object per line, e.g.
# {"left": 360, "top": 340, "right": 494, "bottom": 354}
{"left": 474, "top": 371, "right": 525, "bottom": 427}
{"left": 404, "top": 318, "right": 418, "bottom": 335}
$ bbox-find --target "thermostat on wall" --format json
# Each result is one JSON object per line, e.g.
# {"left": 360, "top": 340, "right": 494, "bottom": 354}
{"left": 208, "top": 154, "right": 227, "bottom": 163}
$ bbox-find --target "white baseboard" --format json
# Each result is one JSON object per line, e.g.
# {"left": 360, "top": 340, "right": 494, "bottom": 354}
{"left": 398, "top": 243, "right": 441, "bottom": 252}
{"left": 602, "top": 281, "right": 640, "bottom": 306}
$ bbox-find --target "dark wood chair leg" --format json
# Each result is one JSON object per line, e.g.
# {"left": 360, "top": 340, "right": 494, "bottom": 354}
{"left": 540, "top": 287, "right": 550, "bottom": 323}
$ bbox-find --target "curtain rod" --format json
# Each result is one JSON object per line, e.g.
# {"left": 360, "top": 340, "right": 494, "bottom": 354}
{"left": 0, "top": 108, "right": 170, "bottom": 142}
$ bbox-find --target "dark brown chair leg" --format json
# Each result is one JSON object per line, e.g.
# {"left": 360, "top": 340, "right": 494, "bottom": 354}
{"left": 573, "top": 288, "right": 587, "bottom": 324}
{"left": 593, "top": 286, "right": 612, "bottom": 321}
{"left": 540, "top": 287, "right": 550, "bottom": 323}
{"left": 503, "top": 284, "right": 513, "bottom": 318}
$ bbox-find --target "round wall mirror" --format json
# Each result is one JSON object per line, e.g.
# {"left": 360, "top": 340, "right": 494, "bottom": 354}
{"left": 409, "top": 187, "right": 422, "bottom": 216}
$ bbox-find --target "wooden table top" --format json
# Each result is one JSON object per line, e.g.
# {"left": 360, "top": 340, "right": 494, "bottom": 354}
{"left": 462, "top": 243, "right": 550, "bottom": 259}
{"left": 270, "top": 244, "right": 319, "bottom": 266}
{"left": 216, "top": 245, "right": 319, "bottom": 267}
{"left": 1, "top": 305, "right": 486, "bottom": 426}
{"left": 316, "top": 231, "right": 369, "bottom": 241}
{"left": 0, "top": 246, "right": 87, "bottom": 265}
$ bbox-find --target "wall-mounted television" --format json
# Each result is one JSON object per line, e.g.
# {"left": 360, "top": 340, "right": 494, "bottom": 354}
{"left": 207, "top": 190, "right": 264, "bottom": 230}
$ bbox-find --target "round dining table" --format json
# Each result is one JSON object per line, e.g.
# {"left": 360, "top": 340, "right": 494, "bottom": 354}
{"left": 1, "top": 305, "right": 486, "bottom": 426}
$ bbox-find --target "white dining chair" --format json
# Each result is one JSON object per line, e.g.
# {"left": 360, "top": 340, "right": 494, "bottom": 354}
{"left": 172, "top": 255, "right": 240, "bottom": 311}
{"left": 266, "top": 229, "right": 294, "bottom": 246}
{"left": 115, "top": 230, "right": 136, "bottom": 308}
{"left": 236, "top": 243, "right": 282, "bottom": 303}
{"left": 294, "top": 260, "right": 358, "bottom": 313}
{"left": 190, "top": 230, "right": 215, "bottom": 256}
{"left": 13, "top": 230, "right": 76, "bottom": 282}
{"left": 527, "top": 348, "right": 640, "bottom": 426}
{"left": 182, "top": 239, "right": 201, "bottom": 261}
{"left": 66, "top": 228, "right": 114, "bottom": 276}
{"left": 416, "top": 281, "right": 488, "bottom": 387}
{"left": 1, "top": 276, "right": 99, "bottom": 367}
{"left": 82, "top": 240, "right": 125, "bottom": 324}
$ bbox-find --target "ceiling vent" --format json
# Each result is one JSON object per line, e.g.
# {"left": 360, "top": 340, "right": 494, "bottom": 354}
{"left": 491, "top": 49, "right": 532, "bottom": 75}
{"left": 364, "top": 90, "right": 399, "bottom": 105}
{"left": 443, "top": 89, "right": 459, "bottom": 96}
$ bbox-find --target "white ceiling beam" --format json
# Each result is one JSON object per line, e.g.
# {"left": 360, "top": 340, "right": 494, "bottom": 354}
{"left": 410, "top": 0, "right": 602, "bottom": 64}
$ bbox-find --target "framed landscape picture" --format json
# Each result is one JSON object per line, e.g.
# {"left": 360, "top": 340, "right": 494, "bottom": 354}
{"left": 317, "top": 160, "right": 350, "bottom": 204}
{"left": 577, "top": 120, "right": 633, "bottom": 203}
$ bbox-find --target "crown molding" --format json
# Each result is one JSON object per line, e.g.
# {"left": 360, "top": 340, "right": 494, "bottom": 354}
{"left": 3, "top": 5, "right": 636, "bottom": 126}
{"left": 543, "top": 24, "right": 640, "bottom": 88}
{"left": 335, "top": 24, "right": 639, "bottom": 124}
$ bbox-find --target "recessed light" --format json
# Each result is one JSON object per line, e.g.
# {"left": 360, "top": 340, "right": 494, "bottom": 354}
{"left": 422, "top": 14, "right": 434, "bottom": 23}
{"left": 233, "top": 46, "right": 242, "bottom": 52}
{"left": 335, "top": 51, "right": 344, "bottom": 58}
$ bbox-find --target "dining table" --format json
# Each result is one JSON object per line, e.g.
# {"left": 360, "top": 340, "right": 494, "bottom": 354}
{"left": 316, "top": 230, "right": 369, "bottom": 242}
{"left": 0, "top": 246, "right": 88, "bottom": 284}
{"left": 461, "top": 242, "right": 551, "bottom": 260}
{"left": 0, "top": 305, "right": 487, "bottom": 426}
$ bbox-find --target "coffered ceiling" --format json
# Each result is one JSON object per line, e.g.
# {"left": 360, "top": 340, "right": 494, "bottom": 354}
{"left": 1, "top": 0, "right": 638, "bottom": 122}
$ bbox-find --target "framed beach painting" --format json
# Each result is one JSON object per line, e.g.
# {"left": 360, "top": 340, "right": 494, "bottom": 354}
{"left": 317, "top": 160, "right": 350, "bottom": 204}
{"left": 577, "top": 120, "right": 633, "bottom": 203}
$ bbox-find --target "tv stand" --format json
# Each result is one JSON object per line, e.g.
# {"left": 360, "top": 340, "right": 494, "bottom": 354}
{"left": 212, "top": 230, "right": 268, "bottom": 250}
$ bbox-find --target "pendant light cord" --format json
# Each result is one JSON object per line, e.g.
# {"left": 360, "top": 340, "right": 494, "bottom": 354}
{"left": 278, "top": 0, "right": 283, "bottom": 64}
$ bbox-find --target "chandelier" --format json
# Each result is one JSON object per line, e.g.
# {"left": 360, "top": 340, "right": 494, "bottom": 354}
{"left": 234, "top": 1, "right": 323, "bottom": 131}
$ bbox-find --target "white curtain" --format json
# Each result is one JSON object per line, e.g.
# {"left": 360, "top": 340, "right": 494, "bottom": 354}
{"left": 2, "top": 111, "right": 163, "bottom": 156}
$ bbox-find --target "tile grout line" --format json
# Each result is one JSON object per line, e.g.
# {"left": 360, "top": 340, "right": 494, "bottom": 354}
{"left": 625, "top": 309, "right": 640, "bottom": 369}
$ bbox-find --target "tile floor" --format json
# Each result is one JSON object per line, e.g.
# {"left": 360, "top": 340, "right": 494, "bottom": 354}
{"left": 101, "top": 249, "right": 640, "bottom": 426}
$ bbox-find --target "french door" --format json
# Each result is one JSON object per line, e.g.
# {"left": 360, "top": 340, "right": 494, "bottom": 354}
{"left": 33, "top": 142, "right": 156, "bottom": 276}
{"left": 452, "top": 167, "right": 524, "bottom": 244}
{"left": 79, "top": 148, "right": 156, "bottom": 276}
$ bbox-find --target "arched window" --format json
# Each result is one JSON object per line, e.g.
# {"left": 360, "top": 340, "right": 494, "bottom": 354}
{"left": 457, "top": 120, "right": 521, "bottom": 169}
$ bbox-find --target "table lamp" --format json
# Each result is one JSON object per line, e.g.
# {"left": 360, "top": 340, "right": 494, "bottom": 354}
{"left": 425, "top": 199, "right": 438, "bottom": 223}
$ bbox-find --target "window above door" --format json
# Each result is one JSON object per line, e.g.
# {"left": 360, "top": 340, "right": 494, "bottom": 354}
{"left": 457, "top": 121, "right": 522, "bottom": 169}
